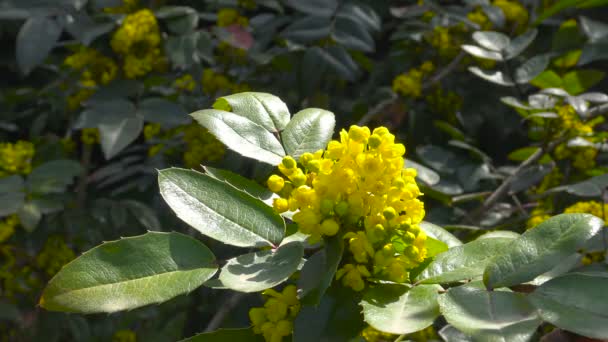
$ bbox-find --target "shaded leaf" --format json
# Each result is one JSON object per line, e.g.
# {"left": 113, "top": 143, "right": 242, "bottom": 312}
{"left": 138, "top": 98, "right": 190, "bottom": 127}
{"left": 298, "top": 236, "right": 343, "bottom": 305}
{"left": 16, "top": 16, "right": 62, "bottom": 74}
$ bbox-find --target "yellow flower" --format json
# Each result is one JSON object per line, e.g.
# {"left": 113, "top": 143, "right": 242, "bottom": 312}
{"left": 173, "top": 74, "right": 196, "bottom": 92}
{"left": 493, "top": 0, "right": 528, "bottom": 32}
{"left": 112, "top": 329, "right": 137, "bottom": 342}
{"left": 181, "top": 123, "right": 225, "bottom": 168}
{"left": 335, "top": 263, "right": 370, "bottom": 291}
{"left": 392, "top": 70, "right": 423, "bottom": 98}
{"left": 143, "top": 123, "right": 161, "bottom": 141}
{"left": 250, "top": 285, "right": 300, "bottom": 342}
{"left": 81, "top": 128, "right": 100, "bottom": 145}
{"left": 217, "top": 8, "right": 248, "bottom": 27}
{"left": 0, "top": 141, "right": 35, "bottom": 175}
{"left": 35, "top": 236, "right": 75, "bottom": 277}
{"left": 0, "top": 215, "right": 19, "bottom": 243}
{"left": 564, "top": 201, "right": 608, "bottom": 221}
{"left": 468, "top": 7, "right": 493, "bottom": 30}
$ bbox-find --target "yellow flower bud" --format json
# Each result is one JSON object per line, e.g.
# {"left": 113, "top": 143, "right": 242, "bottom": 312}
{"left": 281, "top": 156, "right": 297, "bottom": 169}
{"left": 383, "top": 207, "right": 397, "bottom": 220}
{"left": 334, "top": 201, "right": 349, "bottom": 216}
{"left": 268, "top": 175, "right": 285, "bottom": 193}
{"left": 273, "top": 198, "right": 289, "bottom": 213}
{"left": 320, "top": 218, "right": 340, "bottom": 236}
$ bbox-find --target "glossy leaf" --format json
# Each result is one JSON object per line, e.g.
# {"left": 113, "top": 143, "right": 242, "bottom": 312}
{"left": 203, "top": 166, "right": 274, "bottom": 204}
{"left": 40, "top": 232, "right": 217, "bottom": 313}
{"left": 472, "top": 31, "right": 510, "bottom": 51}
{"left": 99, "top": 115, "right": 144, "bottom": 160}
{"left": 439, "top": 285, "right": 541, "bottom": 342}
{"left": 191, "top": 109, "right": 285, "bottom": 165}
{"left": 361, "top": 284, "right": 442, "bottom": 334}
{"left": 483, "top": 213, "right": 604, "bottom": 289}
{"left": 281, "top": 108, "right": 335, "bottom": 159}
{"left": 218, "top": 241, "right": 303, "bottom": 292}
{"left": 213, "top": 92, "right": 290, "bottom": 133}
{"left": 420, "top": 221, "right": 462, "bottom": 248}
{"left": 461, "top": 45, "right": 503, "bottom": 60}
{"left": 416, "top": 237, "right": 514, "bottom": 284}
{"left": 159, "top": 168, "right": 285, "bottom": 247}
{"left": 406, "top": 160, "right": 440, "bottom": 186}
{"left": 469, "top": 67, "right": 514, "bottom": 86}
{"left": 529, "top": 272, "right": 608, "bottom": 339}
{"left": 298, "top": 236, "right": 343, "bottom": 305}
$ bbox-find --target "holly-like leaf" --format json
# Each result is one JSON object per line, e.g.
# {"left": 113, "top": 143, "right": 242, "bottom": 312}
{"left": 281, "top": 108, "right": 335, "bottom": 159}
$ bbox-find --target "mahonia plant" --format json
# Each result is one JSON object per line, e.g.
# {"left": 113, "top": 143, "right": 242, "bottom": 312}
{"left": 39, "top": 93, "right": 608, "bottom": 342}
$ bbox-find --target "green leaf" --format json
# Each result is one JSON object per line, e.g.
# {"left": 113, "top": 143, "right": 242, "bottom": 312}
{"left": 40, "top": 232, "right": 217, "bottom": 313}
{"left": 16, "top": 16, "right": 62, "bottom": 74}
{"left": 361, "top": 284, "right": 442, "bottom": 334}
{"left": 138, "top": 98, "right": 190, "bottom": 127}
{"left": 99, "top": 115, "right": 143, "bottom": 160}
{"left": 27, "top": 160, "right": 83, "bottom": 194}
{"left": 213, "top": 92, "right": 290, "bottom": 133}
{"left": 507, "top": 147, "right": 540, "bottom": 162}
{"left": 438, "top": 285, "right": 541, "bottom": 342}
{"left": 281, "top": 108, "right": 335, "bottom": 159}
{"left": 332, "top": 16, "right": 375, "bottom": 52}
{"left": 425, "top": 236, "right": 449, "bottom": 258}
{"left": 420, "top": 221, "right": 462, "bottom": 248}
{"left": 530, "top": 70, "right": 563, "bottom": 89}
{"left": 218, "top": 241, "right": 303, "bottom": 292}
{"left": 298, "top": 236, "right": 343, "bottom": 305}
{"left": 191, "top": 109, "right": 285, "bottom": 166}
{"left": 439, "top": 325, "right": 474, "bottom": 342}
{"left": 514, "top": 55, "right": 550, "bottom": 84}
{"left": 122, "top": 200, "right": 161, "bottom": 230}
{"left": 282, "top": 16, "right": 332, "bottom": 43}
{"left": 285, "top": 0, "right": 338, "bottom": 17}
{"left": 203, "top": 166, "right": 274, "bottom": 204}
{"left": 528, "top": 272, "right": 608, "bottom": 339}
{"left": 180, "top": 328, "right": 263, "bottom": 342}
{"left": 415, "top": 237, "right": 515, "bottom": 284}
{"left": 562, "top": 69, "right": 606, "bottom": 95}
{"left": 483, "top": 213, "right": 604, "bottom": 289}
{"left": 156, "top": 6, "right": 198, "bottom": 35}
{"left": 505, "top": 29, "right": 537, "bottom": 59}
{"left": 468, "top": 67, "right": 514, "bottom": 86}
{"left": 406, "top": 160, "right": 440, "bottom": 186}
{"left": 472, "top": 31, "right": 510, "bottom": 51}
{"left": 0, "top": 175, "right": 25, "bottom": 216}
{"left": 461, "top": 45, "right": 503, "bottom": 61}
{"left": 548, "top": 173, "right": 608, "bottom": 197}
{"left": 159, "top": 168, "right": 285, "bottom": 248}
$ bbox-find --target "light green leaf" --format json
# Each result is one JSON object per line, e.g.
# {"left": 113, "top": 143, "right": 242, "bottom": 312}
{"left": 483, "top": 213, "right": 604, "bottom": 289}
{"left": 191, "top": 109, "right": 285, "bottom": 165}
{"left": 27, "top": 160, "right": 83, "bottom": 194}
{"left": 439, "top": 324, "right": 474, "bottom": 342}
{"left": 281, "top": 108, "right": 335, "bottom": 159}
{"left": 180, "top": 328, "right": 263, "bottom": 342}
{"left": 438, "top": 285, "right": 541, "bottom": 342}
{"left": 138, "top": 98, "right": 190, "bottom": 127}
{"left": 415, "top": 237, "right": 515, "bottom": 284}
{"left": 562, "top": 69, "right": 606, "bottom": 95}
{"left": 461, "top": 45, "right": 503, "bottom": 60}
{"left": 298, "top": 236, "right": 343, "bottom": 305}
{"left": 159, "top": 168, "right": 285, "bottom": 248}
{"left": 214, "top": 92, "right": 290, "bottom": 133}
{"left": 16, "top": 16, "right": 62, "bottom": 74}
{"left": 420, "top": 221, "right": 462, "bottom": 248}
{"left": 99, "top": 115, "right": 143, "bottom": 160}
{"left": 40, "top": 232, "right": 217, "bottom": 313}
{"left": 530, "top": 70, "right": 563, "bottom": 89}
{"left": 218, "top": 241, "right": 303, "bottom": 292}
{"left": 529, "top": 272, "right": 608, "bottom": 339}
{"left": 472, "top": 31, "right": 510, "bottom": 51}
{"left": 361, "top": 284, "right": 442, "bottom": 334}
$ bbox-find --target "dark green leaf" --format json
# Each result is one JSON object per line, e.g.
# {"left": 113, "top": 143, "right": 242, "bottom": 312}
{"left": 361, "top": 284, "right": 442, "bottom": 334}
{"left": 99, "top": 115, "right": 143, "bottom": 160}
{"left": 298, "top": 236, "right": 343, "bottom": 305}
{"left": 439, "top": 285, "right": 541, "bottom": 342}
{"left": 332, "top": 16, "right": 375, "bottom": 52}
{"left": 285, "top": 0, "right": 338, "bottom": 17}
{"left": 218, "top": 241, "right": 303, "bottom": 292}
{"left": 282, "top": 16, "right": 331, "bottom": 43}
{"left": 16, "top": 16, "right": 62, "bottom": 74}
{"left": 505, "top": 29, "right": 537, "bottom": 59}
{"left": 27, "top": 160, "right": 83, "bottom": 194}
{"left": 406, "top": 160, "right": 440, "bottom": 186}
{"left": 281, "top": 108, "right": 335, "bottom": 159}
{"left": 138, "top": 98, "right": 190, "bottom": 127}
{"left": 17, "top": 202, "right": 42, "bottom": 232}
{"left": 483, "top": 214, "right": 604, "bottom": 289}
{"left": 159, "top": 168, "right": 285, "bottom": 247}
{"left": 529, "top": 272, "right": 608, "bottom": 339}
{"left": 123, "top": 200, "right": 161, "bottom": 230}
{"left": 191, "top": 109, "right": 285, "bottom": 165}
{"left": 180, "top": 328, "right": 263, "bottom": 342}
{"left": 40, "top": 232, "right": 217, "bottom": 313}
{"left": 515, "top": 55, "right": 550, "bottom": 84}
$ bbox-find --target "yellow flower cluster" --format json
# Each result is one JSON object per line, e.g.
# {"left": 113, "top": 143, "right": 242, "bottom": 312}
{"left": 526, "top": 207, "right": 551, "bottom": 229}
{"left": 35, "top": 236, "right": 75, "bottom": 277}
{"left": 361, "top": 325, "right": 437, "bottom": 342}
{"left": 392, "top": 62, "right": 434, "bottom": 98}
{"left": 0, "top": 216, "right": 19, "bottom": 243}
{"left": 528, "top": 200, "right": 607, "bottom": 229}
{"left": 249, "top": 285, "right": 300, "bottom": 342}
{"left": 425, "top": 87, "right": 463, "bottom": 119}
{"left": 467, "top": 7, "right": 493, "bottom": 30}
{"left": 111, "top": 9, "right": 164, "bottom": 78}
{"left": 268, "top": 126, "right": 427, "bottom": 291}
{"left": 81, "top": 128, "right": 100, "bottom": 145}
{"left": 582, "top": 251, "right": 605, "bottom": 266}
{"left": 556, "top": 105, "right": 594, "bottom": 135}
{"left": 104, "top": 0, "right": 139, "bottom": 14}
{"left": 112, "top": 329, "right": 137, "bottom": 342}
{"left": 182, "top": 124, "right": 225, "bottom": 168}
{"left": 428, "top": 26, "right": 464, "bottom": 59}
{"left": 0, "top": 140, "right": 35, "bottom": 176}
{"left": 202, "top": 69, "right": 250, "bottom": 95}
{"left": 173, "top": 74, "right": 196, "bottom": 92}
{"left": 493, "top": 0, "right": 529, "bottom": 33}
{"left": 217, "top": 8, "right": 249, "bottom": 27}
{"left": 143, "top": 123, "right": 161, "bottom": 141}
{"left": 554, "top": 144, "right": 598, "bottom": 170}
{"left": 0, "top": 245, "right": 42, "bottom": 301}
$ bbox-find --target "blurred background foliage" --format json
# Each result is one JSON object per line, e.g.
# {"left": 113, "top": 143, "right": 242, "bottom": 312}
{"left": 0, "top": 0, "right": 607, "bottom": 340}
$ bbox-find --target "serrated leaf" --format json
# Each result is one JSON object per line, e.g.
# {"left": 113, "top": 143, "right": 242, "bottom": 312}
{"left": 281, "top": 108, "right": 335, "bottom": 159}
{"left": 218, "top": 241, "right": 303, "bottom": 292}
{"left": 469, "top": 67, "right": 514, "bottom": 85}
{"left": 40, "top": 232, "right": 217, "bottom": 313}
{"left": 529, "top": 272, "right": 608, "bottom": 339}
{"left": 159, "top": 168, "right": 285, "bottom": 247}
{"left": 472, "top": 31, "right": 510, "bottom": 51}
{"left": 483, "top": 213, "right": 604, "bottom": 289}
{"left": 361, "top": 284, "right": 442, "bottom": 334}
{"left": 461, "top": 45, "right": 503, "bottom": 60}
{"left": 415, "top": 237, "right": 515, "bottom": 284}
{"left": 213, "top": 92, "right": 290, "bottom": 133}
{"left": 191, "top": 109, "right": 285, "bottom": 165}
{"left": 438, "top": 285, "right": 541, "bottom": 342}
{"left": 298, "top": 236, "right": 343, "bottom": 305}
{"left": 16, "top": 16, "right": 62, "bottom": 74}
